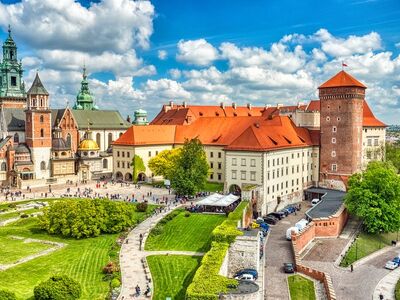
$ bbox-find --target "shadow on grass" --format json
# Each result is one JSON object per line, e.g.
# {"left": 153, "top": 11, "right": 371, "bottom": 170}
{"left": 175, "top": 256, "right": 202, "bottom": 300}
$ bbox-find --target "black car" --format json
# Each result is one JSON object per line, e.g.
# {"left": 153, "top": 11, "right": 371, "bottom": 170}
{"left": 263, "top": 217, "right": 277, "bottom": 225}
{"left": 269, "top": 212, "right": 285, "bottom": 220}
{"left": 283, "top": 263, "right": 295, "bottom": 273}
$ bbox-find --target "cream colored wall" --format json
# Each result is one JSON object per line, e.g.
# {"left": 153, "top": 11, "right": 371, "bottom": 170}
{"left": 361, "top": 127, "right": 386, "bottom": 169}
{"left": 79, "top": 129, "right": 126, "bottom": 152}
{"left": 204, "top": 146, "right": 225, "bottom": 183}
{"left": 225, "top": 151, "right": 263, "bottom": 189}
{"left": 280, "top": 111, "right": 320, "bottom": 129}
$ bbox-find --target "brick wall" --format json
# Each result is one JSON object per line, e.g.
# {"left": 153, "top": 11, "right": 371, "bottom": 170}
{"left": 291, "top": 223, "right": 315, "bottom": 254}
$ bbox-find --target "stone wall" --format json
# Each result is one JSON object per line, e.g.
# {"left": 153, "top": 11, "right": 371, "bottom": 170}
{"left": 227, "top": 235, "right": 260, "bottom": 276}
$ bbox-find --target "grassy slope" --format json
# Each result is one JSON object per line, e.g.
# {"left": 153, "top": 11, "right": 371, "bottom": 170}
{"left": 340, "top": 231, "right": 399, "bottom": 267}
{"left": 0, "top": 236, "right": 52, "bottom": 264}
{"left": 288, "top": 275, "right": 316, "bottom": 300}
{"left": 145, "top": 212, "right": 225, "bottom": 252}
{"left": 396, "top": 278, "right": 400, "bottom": 300}
{"left": 147, "top": 255, "right": 201, "bottom": 300}
{"left": 0, "top": 208, "right": 42, "bottom": 222}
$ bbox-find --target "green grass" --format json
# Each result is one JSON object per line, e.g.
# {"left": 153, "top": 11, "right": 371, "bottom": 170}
{"left": 145, "top": 212, "right": 225, "bottom": 252}
{"left": 395, "top": 278, "right": 400, "bottom": 300}
{"left": 0, "top": 201, "right": 157, "bottom": 300}
{"left": 340, "top": 231, "right": 400, "bottom": 267}
{"left": 0, "top": 236, "right": 53, "bottom": 264}
{"left": 288, "top": 275, "right": 316, "bottom": 300}
{"left": 204, "top": 181, "right": 224, "bottom": 192}
{"left": 147, "top": 255, "right": 201, "bottom": 300}
{"left": 0, "top": 208, "right": 42, "bottom": 222}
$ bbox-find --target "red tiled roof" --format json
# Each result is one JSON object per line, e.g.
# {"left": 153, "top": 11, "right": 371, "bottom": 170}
{"left": 362, "top": 100, "right": 386, "bottom": 127}
{"left": 319, "top": 71, "right": 366, "bottom": 89}
{"left": 306, "top": 100, "right": 320, "bottom": 112}
{"left": 112, "top": 125, "right": 176, "bottom": 146}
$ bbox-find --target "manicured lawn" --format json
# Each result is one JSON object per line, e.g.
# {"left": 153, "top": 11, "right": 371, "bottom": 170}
{"left": 145, "top": 212, "right": 225, "bottom": 252}
{"left": 288, "top": 275, "right": 316, "bottom": 300}
{"left": 395, "top": 278, "right": 400, "bottom": 300}
{"left": 204, "top": 182, "right": 224, "bottom": 192}
{"left": 340, "top": 231, "right": 399, "bottom": 267}
{"left": 0, "top": 208, "right": 42, "bottom": 222}
{"left": 0, "top": 236, "right": 53, "bottom": 264}
{"left": 0, "top": 201, "right": 157, "bottom": 299}
{"left": 147, "top": 255, "right": 201, "bottom": 300}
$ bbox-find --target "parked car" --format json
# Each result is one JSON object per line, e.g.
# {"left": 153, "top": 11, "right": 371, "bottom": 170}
{"left": 234, "top": 273, "right": 255, "bottom": 281}
{"left": 385, "top": 260, "right": 399, "bottom": 270}
{"left": 269, "top": 211, "right": 286, "bottom": 220}
{"left": 265, "top": 214, "right": 279, "bottom": 221}
{"left": 263, "top": 217, "right": 277, "bottom": 225}
{"left": 234, "top": 269, "right": 258, "bottom": 279}
{"left": 260, "top": 222, "right": 269, "bottom": 231}
{"left": 286, "top": 227, "right": 299, "bottom": 240}
{"left": 284, "top": 206, "right": 296, "bottom": 214}
{"left": 311, "top": 198, "right": 320, "bottom": 206}
{"left": 295, "top": 219, "right": 309, "bottom": 231}
{"left": 280, "top": 209, "right": 289, "bottom": 217}
{"left": 283, "top": 263, "right": 295, "bottom": 273}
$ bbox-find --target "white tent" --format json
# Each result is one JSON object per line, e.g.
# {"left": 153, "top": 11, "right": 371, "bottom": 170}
{"left": 196, "top": 193, "right": 239, "bottom": 207}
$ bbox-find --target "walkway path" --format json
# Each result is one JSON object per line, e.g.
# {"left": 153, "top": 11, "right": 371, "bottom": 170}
{"left": 118, "top": 205, "right": 183, "bottom": 300}
{"left": 373, "top": 265, "right": 400, "bottom": 300}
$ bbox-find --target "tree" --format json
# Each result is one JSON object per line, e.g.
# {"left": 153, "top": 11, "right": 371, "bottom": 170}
{"left": 34, "top": 275, "right": 81, "bottom": 300}
{"left": 148, "top": 148, "right": 182, "bottom": 179}
{"left": 345, "top": 161, "right": 400, "bottom": 233}
{"left": 0, "top": 290, "right": 16, "bottom": 300}
{"left": 170, "top": 138, "right": 209, "bottom": 195}
{"left": 131, "top": 154, "right": 145, "bottom": 182}
{"left": 386, "top": 142, "right": 400, "bottom": 173}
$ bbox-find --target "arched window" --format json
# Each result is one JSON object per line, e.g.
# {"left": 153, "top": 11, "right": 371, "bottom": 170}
{"left": 1, "top": 162, "right": 6, "bottom": 171}
{"left": 66, "top": 134, "right": 71, "bottom": 147}
{"left": 40, "top": 161, "right": 46, "bottom": 170}
{"left": 13, "top": 133, "right": 19, "bottom": 143}
{"left": 40, "top": 129, "right": 44, "bottom": 137}
{"left": 103, "top": 159, "right": 108, "bottom": 169}
{"left": 40, "top": 115, "right": 44, "bottom": 123}
{"left": 108, "top": 133, "right": 113, "bottom": 147}
{"left": 96, "top": 133, "right": 101, "bottom": 149}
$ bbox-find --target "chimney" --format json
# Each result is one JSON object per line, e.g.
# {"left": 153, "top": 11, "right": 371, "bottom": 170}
{"left": 232, "top": 102, "right": 237, "bottom": 109}
{"left": 183, "top": 101, "right": 187, "bottom": 108}
{"left": 220, "top": 102, "right": 225, "bottom": 109}
{"left": 277, "top": 103, "right": 283, "bottom": 109}
{"left": 169, "top": 101, "right": 174, "bottom": 108}
{"left": 247, "top": 103, "right": 252, "bottom": 110}
{"left": 126, "top": 115, "right": 131, "bottom": 123}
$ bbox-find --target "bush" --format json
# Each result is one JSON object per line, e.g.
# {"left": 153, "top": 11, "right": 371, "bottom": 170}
{"left": 34, "top": 275, "right": 81, "bottom": 300}
{"left": 0, "top": 290, "right": 16, "bottom": 300}
{"left": 102, "top": 261, "right": 119, "bottom": 274}
{"left": 20, "top": 213, "right": 29, "bottom": 218}
{"left": 184, "top": 211, "right": 191, "bottom": 217}
{"left": 8, "top": 203, "right": 16, "bottom": 209}
{"left": 111, "top": 278, "right": 121, "bottom": 288}
{"left": 136, "top": 202, "right": 148, "bottom": 212}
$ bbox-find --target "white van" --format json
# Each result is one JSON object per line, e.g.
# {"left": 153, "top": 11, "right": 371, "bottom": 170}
{"left": 311, "top": 198, "right": 320, "bottom": 206}
{"left": 234, "top": 273, "right": 255, "bottom": 281}
{"left": 295, "top": 219, "right": 309, "bottom": 232}
{"left": 286, "top": 227, "right": 299, "bottom": 240}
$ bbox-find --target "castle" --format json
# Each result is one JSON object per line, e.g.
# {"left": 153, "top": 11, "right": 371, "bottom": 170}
{"left": 0, "top": 28, "right": 134, "bottom": 188}
{"left": 113, "top": 71, "right": 386, "bottom": 215}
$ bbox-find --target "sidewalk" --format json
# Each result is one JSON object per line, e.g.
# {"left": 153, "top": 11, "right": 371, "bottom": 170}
{"left": 373, "top": 267, "right": 400, "bottom": 300}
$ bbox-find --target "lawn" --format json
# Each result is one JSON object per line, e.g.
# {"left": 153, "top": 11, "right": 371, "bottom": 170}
{"left": 288, "top": 275, "right": 316, "bottom": 300}
{"left": 145, "top": 211, "right": 225, "bottom": 252}
{"left": 395, "top": 278, "right": 400, "bottom": 300}
{"left": 340, "top": 231, "right": 399, "bottom": 267}
{"left": 0, "top": 201, "right": 157, "bottom": 299}
{"left": 0, "top": 208, "right": 42, "bottom": 222}
{"left": 147, "top": 255, "right": 201, "bottom": 300}
{"left": 204, "top": 182, "right": 224, "bottom": 192}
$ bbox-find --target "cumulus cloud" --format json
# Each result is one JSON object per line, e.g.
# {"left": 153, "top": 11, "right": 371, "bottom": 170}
{"left": 176, "top": 39, "right": 219, "bottom": 66}
{"left": 158, "top": 50, "right": 168, "bottom": 60}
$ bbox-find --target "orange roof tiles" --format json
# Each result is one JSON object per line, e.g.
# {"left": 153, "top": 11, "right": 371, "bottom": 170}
{"left": 112, "top": 125, "right": 176, "bottom": 146}
{"left": 362, "top": 100, "right": 386, "bottom": 127}
{"left": 306, "top": 100, "right": 320, "bottom": 112}
{"left": 319, "top": 71, "right": 367, "bottom": 89}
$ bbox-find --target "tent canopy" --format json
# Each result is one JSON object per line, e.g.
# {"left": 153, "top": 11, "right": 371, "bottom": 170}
{"left": 197, "top": 193, "right": 240, "bottom": 207}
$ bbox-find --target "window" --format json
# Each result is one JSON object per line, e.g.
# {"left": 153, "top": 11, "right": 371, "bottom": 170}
{"left": 210, "top": 162, "right": 214, "bottom": 168}
{"left": 96, "top": 133, "right": 101, "bottom": 149}
{"left": 374, "top": 138, "right": 379, "bottom": 146}
{"left": 250, "top": 171, "right": 256, "bottom": 181}
{"left": 117, "top": 151, "right": 120, "bottom": 157}
{"left": 337, "top": 117, "right": 341, "bottom": 121}
{"left": 272, "top": 170, "right": 275, "bottom": 179}
{"left": 281, "top": 157, "right": 284, "bottom": 164}
{"left": 232, "top": 158, "right": 237, "bottom": 166}
{"left": 326, "top": 116, "right": 330, "bottom": 121}
{"left": 366, "top": 151, "right": 372, "bottom": 159}
{"left": 277, "top": 169, "right": 279, "bottom": 177}
{"left": 103, "top": 159, "right": 108, "bottom": 169}
{"left": 286, "top": 157, "right": 288, "bottom": 164}
{"left": 108, "top": 133, "right": 113, "bottom": 147}
{"left": 272, "top": 159, "right": 275, "bottom": 166}
{"left": 11, "top": 76, "right": 16, "bottom": 86}
{"left": 267, "top": 171, "right": 270, "bottom": 180}
{"left": 218, "top": 162, "right": 222, "bottom": 169}
{"left": 122, "top": 152, "right": 125, "bottom": 158}
{"left": 122, "top": 162, "right": 125, "bottom": 168}
{"left": 277, "top": 158, "right": 279, "bottom": 166}
{"left": 250, "top": 159, "right": 256, "bottom": 167}
{"left": 332, "top": 164, "right": 337, "bottom": 172}
{"left": 218, "top": 173, "right": 222, "bottom": 180}
{"left": 1, "top": 162, "right": 6, "bottom": 171}
{"left": 241, "top": 158, "right": 246, "bottom": 166}
{"left": 332, "top": 137, "right": 336, "bottom": 144}
{"left": 210, "top": 173, "right": 214, "bottom": 180}
{"left": 268, "top": 160, "right": 270, "bottom": 168}
{"left": 40, "top": 129, "right": 44, "bottom": 137}
{"left": 127, "top": 152, "right": 130, "bottom": 158}
{"left": 367, "top": 138, "right": 372, "bottom": 146}
{"left": 332, "top": 126, "right": 337, "bottom": 133}
{"left": 40, "top": 161, "right": 46, "bottom": 170}
{"left": 148, "top": 151, "right": 151, "bottom": 157}
{"left": 218, "top": 152, "right": 221, "bottom": 158}
{"left": 13, "top": 133, "right": 19, "bottom": 143}
{"left": 40, "top": 115, "right": 44, "bottom": 123}
{"left": 210, "top": 152, "right": 214, "bottom": 158}
{"left": 241, "top": 171, "right": 246, "bottom": 180}
{"left": 331, "top": 151, "right": 336, "bottom": 157}
{"left": 232, "top": 170, "right": 237, "bottom": 179}
{"left": 291, "top": 153, "right": 294, "bottom": 159}
{"left": 117, "top": 161, "right": 120, "bottom": 168}
{"left": 156, "top": 151, "right": 158, "bottom": 155}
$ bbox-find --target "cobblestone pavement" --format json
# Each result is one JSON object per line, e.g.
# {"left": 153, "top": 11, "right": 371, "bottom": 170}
{"left": 302, "top": 238, "right": 349, "bottom": 262}
{"left": 374, "top": 266, "right": 400, "bottom": 300}
{"left": 264, "top": 204, "right": 310, "bottom": 300}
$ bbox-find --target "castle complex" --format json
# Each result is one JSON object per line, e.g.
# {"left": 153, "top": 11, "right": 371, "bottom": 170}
{"left": 113, "top": 71, "right": 386, "bottom": 215}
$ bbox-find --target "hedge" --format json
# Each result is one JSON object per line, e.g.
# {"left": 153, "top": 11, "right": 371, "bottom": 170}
{"left": 33, "top": 275, "right": 81, "bottom": 300}
{"left": 186, "top": 201, "right": 249, "bottom": 299}
{"left": 0, "top": 290, "right": 16, "bottom": 300}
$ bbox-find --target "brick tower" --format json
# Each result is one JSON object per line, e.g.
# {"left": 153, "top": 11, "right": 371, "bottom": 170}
{"left": 319, "top": 70, "right": 366, "bottom": 190}
{"left": 25, "top": 73, "right": 52, "bottom": 179}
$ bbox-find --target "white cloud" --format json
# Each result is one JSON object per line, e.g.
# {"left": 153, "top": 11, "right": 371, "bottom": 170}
{"left": 168, "top": 69, "right": 182, "bottom": 79}
{"left": 176, "top": 39, "right": 219, "bottom": 66}
{"left": 158, "top": 50, "right": 168, "bottom": 60}
{"left": 396, "top": 42, "right": 400, "bottom": 49}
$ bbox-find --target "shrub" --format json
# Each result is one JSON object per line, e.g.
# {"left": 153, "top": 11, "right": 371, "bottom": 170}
{"left": 136, "top": 202, "right": 148, "bottom": 212}
{"left": 111, "top": 278, "right": 121, "bottom": 288}
{"left": 184, "top": 211, "right": 191, "bottom": 217}
{"left": 8, "top": 203, "right": 16, "bottom": 209}
{"left": 34, "top": 275, "right": 81, "bottom": 300}
{"left": 0, "top": 290, "right": 16, "bottom": 300}
{"left": 20, "top": 213, "right": 29, "bottom": 218}
{"left": 102, "top": 261, "right": 119, "bottom": 274}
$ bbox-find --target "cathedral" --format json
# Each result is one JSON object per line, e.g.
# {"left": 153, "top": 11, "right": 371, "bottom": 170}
{"left": 0, "top": 28, "right": 132, "bottom": 188}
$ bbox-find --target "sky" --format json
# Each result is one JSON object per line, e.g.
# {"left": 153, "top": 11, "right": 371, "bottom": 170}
{"left": 0, "top": 0, "right": 399, "bottom": 123}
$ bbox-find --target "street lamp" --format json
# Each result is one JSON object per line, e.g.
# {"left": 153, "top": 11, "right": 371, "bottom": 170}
{"left": 355, "top": 238, "right": 358, "bottom": 261}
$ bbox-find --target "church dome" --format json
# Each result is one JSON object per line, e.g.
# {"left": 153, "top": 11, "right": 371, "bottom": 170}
{"left": 15, "top": 143, "right": 30, "bottom": 154}
{"left": 78, "top": 139, "right": 99, "bottom": 151}
{"left": 52, "top": 138, "right": 69, "bottom": 151}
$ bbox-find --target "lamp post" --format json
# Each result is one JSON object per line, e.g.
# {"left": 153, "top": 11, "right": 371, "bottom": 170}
{"left": 355, "top": 238, "right": 358, "bottom": 261}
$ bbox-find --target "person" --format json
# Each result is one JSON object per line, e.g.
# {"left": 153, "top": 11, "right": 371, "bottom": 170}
{"left": 350, "top": 264, "right": 353, "bottom": 272}
{"left": 379, "top": 293, "right": 384, "bottom": 300}
{"left": 144, "top": 284, "right": 151, "bottom": 296}
{"left": 135, "top": 284, "right": 141, "bottom": 296}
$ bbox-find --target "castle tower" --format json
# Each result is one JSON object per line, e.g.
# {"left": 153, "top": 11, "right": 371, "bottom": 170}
{"left": 0, "top": 25, "right": 26, "bottom": 108}
{"left": 319, "top": 70, "right": 366, "bottom": 189}
{"left": 133, "top": 109, "right": 148, "bottom": 125}
{"left": 25, "top": 73, "right": 52, "bottom": 179}
{"left": 73, "top": 66, "right": 99, "bottom": 110}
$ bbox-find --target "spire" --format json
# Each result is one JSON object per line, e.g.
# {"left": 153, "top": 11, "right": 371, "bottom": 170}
{"left": 8, "top": 24, "right": 11, "bottom": 37}
{"left": 73, "top": 66, "right": 95, "bottom": 110}
{"left": 27, "top": 72, "right": 49, "bottom": 95}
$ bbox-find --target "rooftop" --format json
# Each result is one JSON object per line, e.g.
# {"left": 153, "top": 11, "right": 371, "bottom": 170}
{"left": 305, "top": 188, "right": 346, "bottom": 219}
{"left": 319, "top": 70, "right": 367, "bottom": 89}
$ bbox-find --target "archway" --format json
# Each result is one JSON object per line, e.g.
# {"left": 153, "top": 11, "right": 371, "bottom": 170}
{"left": 137, "top": 172, "right": 146, "bottom": 182}
{"left": 125, "top": 173, "right": 133, "bottom": 182}
{"left": 229, "top": 184, "right": 241, "bottom": 196}
{"left": 115, "top": 172, "right": 123, "bottom": 181}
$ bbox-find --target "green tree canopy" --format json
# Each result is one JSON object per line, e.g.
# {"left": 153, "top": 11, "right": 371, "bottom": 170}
{"left": 148, "top": 148, "right": 182, "bottom": 179}
{"left": 131, "top": 154, "right": 145, "bottom": 182}
{"left": 386, "top": 142, "right": 400, "bottom": 173}
{"left": 33, "top": 275, "right": 81, "bottom": 300}
{"left": 170, "top": 138, "right": 209, "bottom": 195}
{"left": 345, "top": 161, "right": 400, "bottom": 233}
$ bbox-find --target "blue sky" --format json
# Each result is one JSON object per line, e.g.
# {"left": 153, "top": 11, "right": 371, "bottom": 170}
{"left": 0, "top": 0, "right": 399, "bottom": 123}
